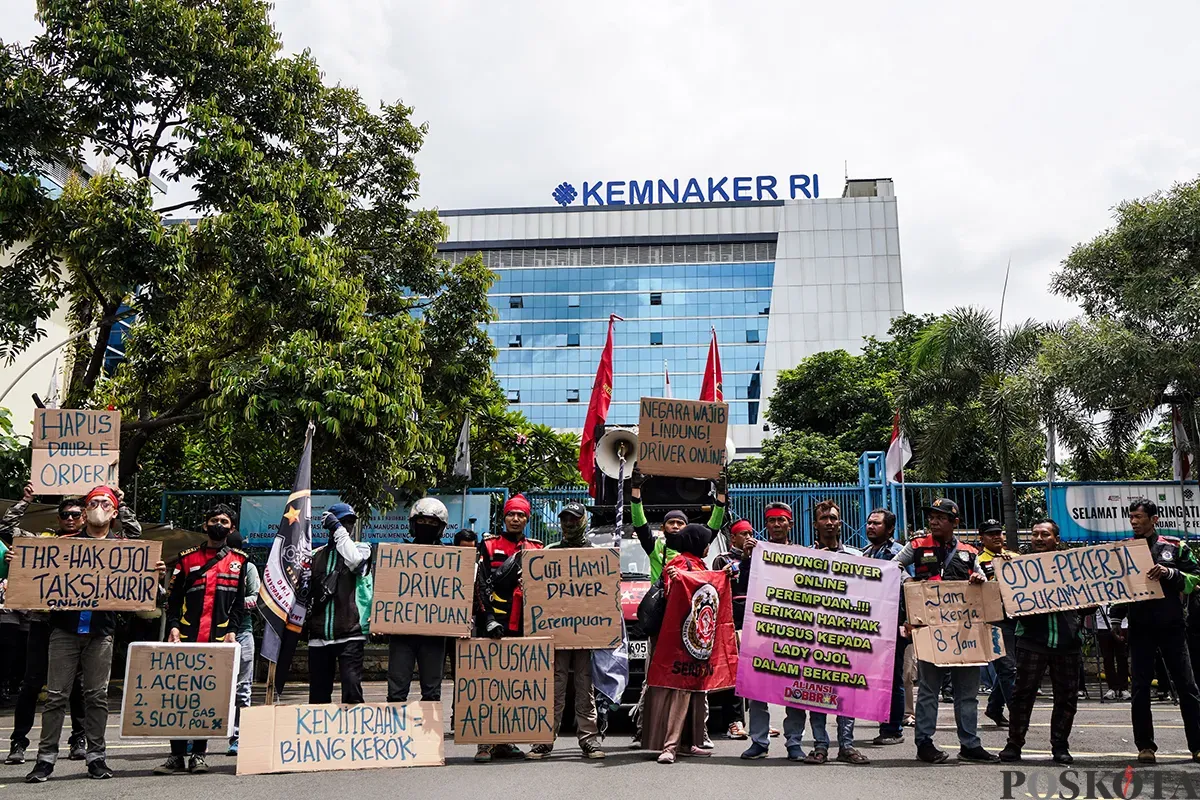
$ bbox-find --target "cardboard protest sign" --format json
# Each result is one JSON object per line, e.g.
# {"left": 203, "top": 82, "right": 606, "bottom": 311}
{"left": 904, "top": 580, "right": 1005, "bottom": 666}
{"left": 30, "top": 409, "right": 120, "bottom": 494}
{"left": 453, "top": 638, "right": 554, "bottom": 744}
{"left": 734, "top": 542, "right": 901, "bottom": 721}
{"left": 647, "top": 570, "right": 739, "bottom": 692}
{"left": 996, "top": 540, "right": 1164, "bottom": 617}
{"left": 120, "top": 643, "right": 237, "bottom": 738}
{"left": 5, "top": 538, "right": 161, "bottom": 611}
{"left": 636, "top": 397, "right": 729, "bottom": 480}
{"left": 521, "top": 548, "right": 622, "bottom": 649}
{"left": 237, "top": 702, "right": 443, "bottom": 775}
{"left": 370, "top": 544, "right": 474, "bottom": 637}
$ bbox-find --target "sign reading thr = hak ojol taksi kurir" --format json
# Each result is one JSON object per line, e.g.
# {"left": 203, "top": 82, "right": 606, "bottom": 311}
{"left": 521, "top": 548, "right": 623, "bottom": 649}
{"left": 734, "top": 541, "right": 900, "bottom": 721}
{"left": 995, "top": 539, "right": 1163, "bottom": 617}
{"left": 5, "top": 538, "right": 162, "bottom": 611}
{"left": 636, "top": 397, "right": 729, "bottom": 481}
{"left": 237, "top": 702, "right": 444, "bottom": 774}
{"left": 120, "top": 643, "right": 238, "bottom": 738}
{"left": 30, "top": 408, "right": 120, "bottom": 494}
{"left": 369, "top": 544, "right": 474, "bottom": 637}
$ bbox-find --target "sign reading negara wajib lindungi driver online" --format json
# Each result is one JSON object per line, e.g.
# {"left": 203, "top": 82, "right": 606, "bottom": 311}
{"left": 735, "top": 541, "right": 900, "bottom": 721}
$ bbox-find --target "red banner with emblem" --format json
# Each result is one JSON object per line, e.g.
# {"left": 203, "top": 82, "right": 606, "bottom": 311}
{"left": 647, "top": 570, "right": 738, "bottom": 691}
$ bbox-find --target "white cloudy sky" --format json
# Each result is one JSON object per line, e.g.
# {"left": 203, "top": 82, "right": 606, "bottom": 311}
{"left": 7, "top": 0, "right": 1200, "bottom": 324}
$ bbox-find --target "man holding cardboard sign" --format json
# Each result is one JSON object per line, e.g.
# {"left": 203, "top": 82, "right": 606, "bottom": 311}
{"left": 891, "top": 498, "right": 998, "bottom": 765}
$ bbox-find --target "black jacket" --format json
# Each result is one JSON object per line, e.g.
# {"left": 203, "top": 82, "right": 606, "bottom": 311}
{"left": 1110, "top": 534, "right": 1199, "bottom": 630}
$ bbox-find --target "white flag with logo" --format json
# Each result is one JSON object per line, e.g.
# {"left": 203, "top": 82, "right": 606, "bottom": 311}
{"left": 885, "top": 411, "right": 912, "bottom": 483}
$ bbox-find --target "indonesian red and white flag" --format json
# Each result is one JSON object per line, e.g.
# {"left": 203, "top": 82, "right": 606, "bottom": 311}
{"left": 663, "top": 360, "right": 673, "bottom": 399}
{"left": 1173, "top": 406, "right": 1192, "bottom": 482}
{"left": 885, "top": 411, "right": 912, "bottom": 483}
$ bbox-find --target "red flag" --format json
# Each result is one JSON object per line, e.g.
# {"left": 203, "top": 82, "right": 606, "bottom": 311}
{"left": 647, "top": 569, "right": 738, "bottom": 691}
{"left": 580, "top": 315, "right": 620, "bottom": 493}
{"left": 700, "top": 327, "right": 723, "bottom": 402}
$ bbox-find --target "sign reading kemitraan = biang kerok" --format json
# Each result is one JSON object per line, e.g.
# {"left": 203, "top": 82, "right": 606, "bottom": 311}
{"left": 521, "top": 548, "right": 623, "bottom": 649}
{"left": 636, "top": 397, "right": 729, "bottom": 480}
{"left": 237, "top": 702, "right": 444, "bottom": 775}
{"left": 120, "top": 643, "right": 237, "bottom": 738}
{"left": 30, "top": 409, "right": 120, "bottom": 494}
{"left": 370, "top": 544, "right": 474, "bottom": 637}
{"left": 5, "top": 538, "right": 162, "bottom": 612}
{"left": 734, "top": 541, "right": 900, "bottom": 722}
{"left": 995, "top": 539, "right": 1164, "bottom": 618}
{"left": 454, "top": 637, "right": 554, "bottom": 744}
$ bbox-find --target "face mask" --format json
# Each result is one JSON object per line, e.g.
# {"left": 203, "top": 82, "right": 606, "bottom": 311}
{"left": 206, "top": 524, "right": 230, "bottom": 542}
{"left": 86, "top": 507, "right": 112, "bottom": 526}
{"left": 411, "top": 521, "right": 442, "bottom": 545}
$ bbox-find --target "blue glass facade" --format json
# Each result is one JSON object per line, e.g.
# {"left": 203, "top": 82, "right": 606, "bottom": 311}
{"left": 449, "top": 244, "right": 775, "bottom": 428}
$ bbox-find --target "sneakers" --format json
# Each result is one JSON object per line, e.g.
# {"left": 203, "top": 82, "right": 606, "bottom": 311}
{"left": 581, "top": 741, "right": 606, "bottom": 759}
{"left": 474, "top": 745, "right": 493, "bottom": 763}
{"left": 1053, "top": 749, "right": 1073, "bottom": 765}
{"left": 657, "top": 750, "right": 675, "bottom": 764}
{"left": 189, "top": 755, "right": 209, "bottom": 774}
{"left": 985, "top": 711, "right": 1009, "bottom": 728}
{"left": 1138, "top": 748, "right": 1156, "bottom": 764}
{"left": 999, "top": 744, "right": 1022, "bottom": 762}
{"left": 227, "top": 738, "right": 239, "bottom": 756}
{"left": 492, "top": 743, "right": 525, "bottom": 760}
{"left": 1120, "top": 690, "right": 1131, "bottom": 700}
{"left": 68, "top": 737, "right": 86, "bottom": 761}
{"left": 872, "top": 734, "right": 905, "bottom": 745}
{"left": 727, "top": 721, "right": 749, "bottom": 740}
{"left": 959, "top": 746, "right": 1000, "bottom": 763}
{"left": 902, "top": 714, "right": 916, "bottom": 727}
{"left": 837, "top": 747, "right": 870, "bottom": 764}
{"left": 25, "top": 761, "right": 54, "bottom": 783}
{"left": 6, "top": 742, "right": 27, "bottom": 765}
{"left": 917, "top": 742, "right": 948, "bottom": 763}
{"left": 88, "top": 759, "right": 114, "bottom": 779}
{"left": 527, "top": 743, "right": 553, "bottom": 760}
{"left": 741, "top": 742, "right": 769, "bottom": 760}
{"left": 1103, "top": 689, "right": 1117, "bottom": 700}
{"left": 786, "top": 746, "right": 806, "bottom": 762}
{"left": 679, "top": 745, "right": 710, "bottom": 758}
{"left": 153, "top": 755, "right": 188, "bottom": 775}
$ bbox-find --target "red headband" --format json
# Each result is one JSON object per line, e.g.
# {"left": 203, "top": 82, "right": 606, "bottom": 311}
{"left": 504, "top": 494, "right": 531, "bottom": 517}
{"left": 731, "top": 520, "right": 754, "bottom": 536}
{"left": 765, "top": 507, "right": 792, "bottom": 522}
{"left": 85, "top": 486, "right": 119, "bottom": 508}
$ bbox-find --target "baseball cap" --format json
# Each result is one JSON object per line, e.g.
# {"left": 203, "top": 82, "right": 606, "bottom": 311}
{"left": 979, "top": 518, "right": 1003, "bottom": 534}
{"left": 922, "top": 498, "right": 960, "bottom": 519}
{"left": 559, "top": 502, "right": 586, "bottom": 519}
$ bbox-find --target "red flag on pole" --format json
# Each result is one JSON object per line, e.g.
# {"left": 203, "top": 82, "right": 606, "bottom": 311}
{"left": 700, "top": 327, "right": 723, "bottom": 402}
{"left": 885, "top": 411, "right": 912, "bottom": 482}
{"left": 580, "top": 315, "right": 620, "bottom": 494}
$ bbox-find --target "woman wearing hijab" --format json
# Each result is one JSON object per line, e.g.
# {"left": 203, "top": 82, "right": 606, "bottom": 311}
{"left": 643, "top": 524, "right": 717, "bottom": 764}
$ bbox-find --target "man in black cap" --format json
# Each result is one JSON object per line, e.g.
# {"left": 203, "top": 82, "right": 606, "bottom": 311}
{"left": 891, "top": 498, "right": 997, "bottom": 764}
{"left": 977, "top": 518, "right": 1016, "bottom": 728}
{"left": 528, "top": 503, "right": 605, "bottom": 760}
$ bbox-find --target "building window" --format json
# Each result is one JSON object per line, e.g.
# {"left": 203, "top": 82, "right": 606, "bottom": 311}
{"left": 746, "top": 329, "right": 760, "bottom": 343}
{"left": 509, "top": 296, "right": 523, "bottom": 308}
{"left": 567, "top": 389, "right": 580, "bottom": 403}
{"left": 650, "top": 292, "right": 662, "bottom": 306}
{"left": 507, "top": 389, "right": 520, "bottom": 403}
{"left": 567, "top": 333, "right": 580, "bottom": 347}
{"left": 568, "top": 295, "right": 580, "bottom": 307}
{"left": 650, "top": 332, "right": 663, "bottom": 346}
{"left": 508, "top": 335, "right": 522, "bottom": 348}
{"left": 761, "top": 305, "right": 771, "bottom": 315}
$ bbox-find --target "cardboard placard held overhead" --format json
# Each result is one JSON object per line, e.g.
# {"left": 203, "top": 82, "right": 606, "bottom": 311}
{"left": 453, "top": 638, "right": 554, "bottom": 744}
{"left": 521, "top": 548, "right": 623, "bottom": 649}
{"left": 5, "top": 538, "right": 161, "bottom": 611}
{"left": 120, "top": 643, "right": 238, "bottom": 739}
{"left": 30, "top": 409, "right": 121, "bottom": 494}
{"left": 904, "top": 580, "right": 1005, "bottom": 666}
{"left": 237, "top": 701, "right": 444, "bottom": 775}
{"left": 995, "top": 539, "right": 1165, "bottom": 618}
{"left": 370, "top": 544, "right": 475, "bottom": 637}
{"left": 636, "top": 397, "right": 729, "bottom": 480}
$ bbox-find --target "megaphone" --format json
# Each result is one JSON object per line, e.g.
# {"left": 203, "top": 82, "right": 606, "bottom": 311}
{"left": 596, "top": 427, "right": 638, "bottom": 479}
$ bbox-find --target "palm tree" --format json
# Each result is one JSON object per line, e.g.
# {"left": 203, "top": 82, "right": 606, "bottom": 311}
{"left": 901, "top": 307, "right": 1053, "bottom": 548}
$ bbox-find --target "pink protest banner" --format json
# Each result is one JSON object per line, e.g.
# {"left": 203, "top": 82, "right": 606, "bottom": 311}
{"left": 734, "top": 540, "right": 901, "bottom": 722}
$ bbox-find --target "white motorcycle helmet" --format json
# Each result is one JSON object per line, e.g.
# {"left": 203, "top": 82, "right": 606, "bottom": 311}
{"left": 410, "top": 496, "right": 449, "bottom": 524}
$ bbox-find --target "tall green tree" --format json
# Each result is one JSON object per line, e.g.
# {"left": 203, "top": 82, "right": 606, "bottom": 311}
{"left": 1046, "top": 177, "right": 1200, "bottom": 474}
{"left": 0, "top": 0, "right": 507, "bottom": 509}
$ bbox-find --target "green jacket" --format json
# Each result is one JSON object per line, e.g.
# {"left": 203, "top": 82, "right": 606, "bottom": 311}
{"left": 631, "top": 501, "right": 725, "bottom": 583}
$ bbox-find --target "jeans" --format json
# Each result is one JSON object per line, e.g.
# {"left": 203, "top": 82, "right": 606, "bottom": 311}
{"left": 915, "top": 660, "right": 981, "bottom": 750}
{"left": 986, "top": 621, "right": 1017, "bottom": 718}
{"left": 387, "top": 635, "right": 445, "bottom": 702}
{"left": 37, "top": 630, "right": 113, "bottom": 765}
{"left": 11, "top": 622, "right": 85, "bottom": 750}
{"left": 809, "top": 713, "right": 854, "bottom": 750}
{"left": 748, "top": 699, "right": 816, "bottom": 752}
{"left": 551, "top": 649, "right": 600, "bottom": 746}
{"left": 232, "top": 628, "right": 255, "bottom": 739}
{"left": 1129, "top": 624, "right": 1200, "bottom": 752}
{"left": 308, "top": 639, "right": 365, "bottom": 705}
{"left": 880, "top": 638, "right": 909, "bottom": 737}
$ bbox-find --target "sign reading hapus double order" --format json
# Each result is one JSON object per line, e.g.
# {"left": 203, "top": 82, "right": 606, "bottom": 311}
{"left": 120, "top": 643, "right": 237, "bottom": 739}
{"left": 5, "top": 538, "right": 161, "bottom": 612}
{"left": 521, "top": 548, "right": 623, "bottom": 649}
{"left": 994, "top": 539, "right": 1164, "bottom": 617}
{"left": 636, "top": 397, "right": 728, "bottom": 480}
{"left": 454, "top": 637, "right": 554, "bottom": 744}
{"left": 30, "top": 409, "right": 120, "bottom": 494}
{"left": 904, "top": 581, "right": 1006, "bottom": 666}
{"left": 370, "top": 544, "right": 474, "bottom": 637}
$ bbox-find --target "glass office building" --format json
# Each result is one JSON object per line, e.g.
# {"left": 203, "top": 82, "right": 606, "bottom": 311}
{"left": 439, "top": 178, "right": 904, "bottom": 453}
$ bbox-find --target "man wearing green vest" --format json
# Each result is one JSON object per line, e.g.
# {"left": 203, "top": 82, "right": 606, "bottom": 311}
{"left": 629, "top": 468, "right": 726, "bottom": 581}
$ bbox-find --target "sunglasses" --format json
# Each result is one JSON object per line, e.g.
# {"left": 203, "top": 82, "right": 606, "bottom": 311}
{"left": 59, "top": 510, "right": 83, "bottom": 519}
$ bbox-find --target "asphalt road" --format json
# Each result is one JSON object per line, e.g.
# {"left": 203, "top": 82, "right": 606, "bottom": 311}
{"left": 0, "top": 683, "right": 1194, "bottom": 800}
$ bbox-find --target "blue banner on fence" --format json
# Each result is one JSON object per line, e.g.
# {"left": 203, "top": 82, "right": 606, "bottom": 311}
{"left": 239, "top": 492, "right": 491, "bottom": 546}
{"left": 1051, "top": 484, "right": 1200, "bottom": 542}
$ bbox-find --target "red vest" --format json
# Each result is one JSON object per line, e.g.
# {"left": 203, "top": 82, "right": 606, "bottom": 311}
{"left": 481, "top": 534, "right": 544, "bottom": 633}
{"left": 910, "top": 535, "right": 978, "bottom": 582}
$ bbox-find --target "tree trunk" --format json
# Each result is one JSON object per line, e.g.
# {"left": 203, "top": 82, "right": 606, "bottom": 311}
{"left": 1000, "top": 467, "right": 1019, "bottom": 551}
